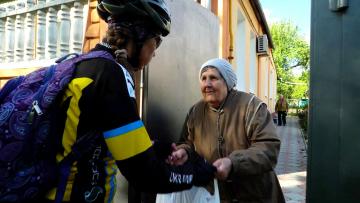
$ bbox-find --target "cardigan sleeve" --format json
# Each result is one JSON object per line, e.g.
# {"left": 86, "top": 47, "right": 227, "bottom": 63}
{"left": 177, "top": 105, "right": 196, "bottom": 157}
{"left": 228, "top": 102, "right": 280, "bottom": 177}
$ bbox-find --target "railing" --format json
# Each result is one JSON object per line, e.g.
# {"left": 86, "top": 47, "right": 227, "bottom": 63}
{"left": 0, "top": 0, "right": 88, "bottom": 66}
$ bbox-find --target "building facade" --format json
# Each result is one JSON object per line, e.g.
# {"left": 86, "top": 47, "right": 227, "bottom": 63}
{"left": 0, "top": 0, "right": 277, "bottom": 111}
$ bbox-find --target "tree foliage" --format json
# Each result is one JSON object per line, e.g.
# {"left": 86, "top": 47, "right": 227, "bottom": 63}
{"left": 270, "top": 21, "right": 310, "bottom": 101}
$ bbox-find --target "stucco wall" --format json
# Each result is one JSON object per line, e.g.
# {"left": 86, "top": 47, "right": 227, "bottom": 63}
{"left": 143, "top": 0, "right": 219, "bottom": 142}
{"left": 222, "top": 0, "right": 276, "bottom": 109}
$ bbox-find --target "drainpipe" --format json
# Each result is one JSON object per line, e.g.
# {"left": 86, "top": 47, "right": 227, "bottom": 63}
{"left": 228, "top": 0, "right": 234, "bottom": 62}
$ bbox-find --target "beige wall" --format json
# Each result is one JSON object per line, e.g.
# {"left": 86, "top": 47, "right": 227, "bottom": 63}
{"left": 259, "top": 56, "right": 269, "bottom": 101}
{"left": 269, "top": 58, "right": 277, "bottom": 112}
{"left": 144, "top": 0, "right": 220, "bottom": 142}
{"left": 215, "top": 0, "right": 276, "bottom": 110}
{"left": 258, "top": 55, "right": 277, "bottom": 112}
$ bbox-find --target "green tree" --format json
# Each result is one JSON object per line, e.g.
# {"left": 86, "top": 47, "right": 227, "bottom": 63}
{"left": 270, "top": 21, "right": 310, "bottom": 100}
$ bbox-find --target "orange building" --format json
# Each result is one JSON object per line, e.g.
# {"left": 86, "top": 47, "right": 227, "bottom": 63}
{"left": 0, "top": 0, "right": 277, "bottom": 112}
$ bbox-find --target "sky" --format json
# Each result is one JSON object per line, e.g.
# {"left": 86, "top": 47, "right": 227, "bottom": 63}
{"left": 259, "top": 0, "right": 311, "bottom": 43}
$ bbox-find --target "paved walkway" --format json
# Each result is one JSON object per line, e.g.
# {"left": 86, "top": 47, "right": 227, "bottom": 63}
{"left": 275, "top": 116, "right": 307, "bottom": 203}
{"left": 115, "top": 116, "right": 308, "bottom": 203}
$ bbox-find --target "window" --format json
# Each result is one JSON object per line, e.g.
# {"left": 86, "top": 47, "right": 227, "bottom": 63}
{"left": 235, "top": 9, "right": 246, "bottom": 91}
{"left": 249, "top": 31, "right": 257, "bottom": 94}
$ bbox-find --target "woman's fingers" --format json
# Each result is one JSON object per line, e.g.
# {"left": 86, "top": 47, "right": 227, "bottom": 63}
{"left": 171, "top": 143, "right": 177, "bottom": 151}
{"left": 213, "top": 158, "right": 232, "bottom": 180}
{"left": 166, "top": 148, "right": 188, "bottom": 166}
{"left": 172, "top": 149, "right": 188, "bottom": 165}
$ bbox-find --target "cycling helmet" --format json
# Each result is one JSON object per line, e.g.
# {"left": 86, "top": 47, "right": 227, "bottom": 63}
{"left": 97, "top": 0, "right": 171, "bottom": 36}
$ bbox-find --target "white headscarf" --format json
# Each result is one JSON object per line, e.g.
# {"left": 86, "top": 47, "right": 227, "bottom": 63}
{"left": 199, "top": 58, "right": 237, "bottom": 91}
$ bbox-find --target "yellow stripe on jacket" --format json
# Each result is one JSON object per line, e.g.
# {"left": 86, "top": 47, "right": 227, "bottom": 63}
{"left": 103, "top": 120, "right": 152, "bottom": 161}
{"left": 47, "top": 77, "right": 93, "bottom": 201}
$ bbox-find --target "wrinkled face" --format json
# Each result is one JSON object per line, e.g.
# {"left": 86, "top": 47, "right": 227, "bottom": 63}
{"left": 200, "top": 67, "right": 228, "bottom": 108}
{"left": 138, "top": 36, "right": 162, "bottom": 69}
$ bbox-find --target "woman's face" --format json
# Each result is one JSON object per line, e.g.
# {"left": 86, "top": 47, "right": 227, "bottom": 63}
{"left": 138, "top": 36, "right": 162, "bottom": 68}
{"left": 200, "top": 67, "right": 228, "bottom": 108}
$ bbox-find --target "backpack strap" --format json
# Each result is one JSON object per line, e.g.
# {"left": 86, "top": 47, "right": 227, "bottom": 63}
{"left": 56, "top": 50, "right": 114, "bottom": 64}
{"left": 0, "top": 51, "right": 113, "bottom": 106}
{"left": 73, "top": 50, "right": 115, "bottom": 64}
{"left": 55, "top": 53, "right": 80, "bottom": 63}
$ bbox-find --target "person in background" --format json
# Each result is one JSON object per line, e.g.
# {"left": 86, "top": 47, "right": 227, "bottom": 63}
{"left": 168, "top": 58, "right": 285, "bottom": 202}
{"left": 45, "top": 1, "right": 216, "bottom": 202}
{"left": 275, "top": 95, "right": 289, "bottom": 126}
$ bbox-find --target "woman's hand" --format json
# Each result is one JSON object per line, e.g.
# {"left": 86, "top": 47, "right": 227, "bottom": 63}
{"left": 166, "top": 147, "right": 188, "bottom": 166}
{"left": 213, "top": 157, "right": 232, "bottom": 180}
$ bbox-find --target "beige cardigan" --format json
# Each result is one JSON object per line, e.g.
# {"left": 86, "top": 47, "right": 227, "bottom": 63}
{"left": 180, "top": 90, "right": 285, "bottom": 203}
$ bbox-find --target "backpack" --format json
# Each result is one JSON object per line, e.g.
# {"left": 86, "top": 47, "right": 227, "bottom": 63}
{"left": 0, "top": 50, "right": 115, "bottom": 202}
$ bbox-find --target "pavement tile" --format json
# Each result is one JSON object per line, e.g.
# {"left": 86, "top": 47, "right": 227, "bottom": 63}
{"left": 275, "top": 117, "right": 307, "bottom": 203}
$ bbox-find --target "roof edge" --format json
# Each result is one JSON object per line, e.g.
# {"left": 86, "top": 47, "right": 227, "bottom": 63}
{"left": 250, "top": 0, "right": 274, "bottom": 49}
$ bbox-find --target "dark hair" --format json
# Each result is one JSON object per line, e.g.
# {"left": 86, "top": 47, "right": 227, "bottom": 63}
{"left": 102, "top": 26, "right": 139, "bottom": 74}
{"left": 102, "top": 20, "right": 162, "bottom": 73}
{"left": 103, "top": 26, "right": 131, "bottom": 49}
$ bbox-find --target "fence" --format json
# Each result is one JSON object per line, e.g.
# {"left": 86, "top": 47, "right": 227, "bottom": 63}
{"left": 0, "top": 0, "right": 88, "bottom": 64}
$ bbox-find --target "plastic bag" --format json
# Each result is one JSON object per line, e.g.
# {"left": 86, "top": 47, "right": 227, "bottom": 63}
{"left": 156, "top": 179, "right": 220, "bottom": 203}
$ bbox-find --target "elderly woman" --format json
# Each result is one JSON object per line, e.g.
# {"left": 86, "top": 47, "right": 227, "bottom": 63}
{"left": 170, "top": 58, "right": 285, "bottom": 202}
